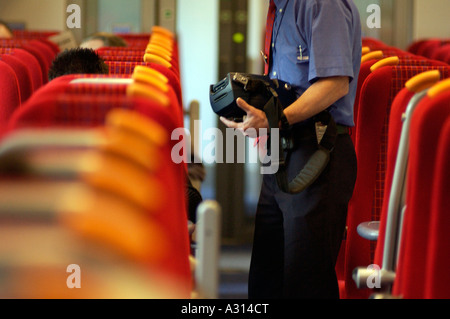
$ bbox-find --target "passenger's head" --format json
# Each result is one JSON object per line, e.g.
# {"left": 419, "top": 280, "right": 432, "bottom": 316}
{"left": 80, "top": 32, "right": 127, "bottom": 50}
{"left": 48, "top": 48, "right": 109, "bottom": 81}
{"left": 0, "top": 20, "right": 13, "bottom": 38}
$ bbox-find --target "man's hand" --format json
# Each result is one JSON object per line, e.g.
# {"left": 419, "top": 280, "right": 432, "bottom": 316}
{"left": 219, "top": 98, "right": 270, "bottom": 138}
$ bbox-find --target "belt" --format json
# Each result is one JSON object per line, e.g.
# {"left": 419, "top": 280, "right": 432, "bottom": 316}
{"left": 337, "top": 124, "right": 350, "bottom": 135}
{"left": 290, "top": 123, "right": 350, "bottom": 138}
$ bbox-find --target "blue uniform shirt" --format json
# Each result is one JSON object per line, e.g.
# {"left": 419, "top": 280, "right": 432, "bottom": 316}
{"left": 270, "top": 0, "right": 362, "bottom": 127}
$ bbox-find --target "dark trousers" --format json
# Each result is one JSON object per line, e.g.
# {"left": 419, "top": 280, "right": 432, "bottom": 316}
{"left": 248, "top": 130, "right": 357, "bottom": 299}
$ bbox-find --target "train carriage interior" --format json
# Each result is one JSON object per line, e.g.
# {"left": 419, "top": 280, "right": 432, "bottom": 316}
{"left": 0, "top": 0, "right": 449, "bottom": 301}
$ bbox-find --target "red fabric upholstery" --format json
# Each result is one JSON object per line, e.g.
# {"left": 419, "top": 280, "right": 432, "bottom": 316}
{"left": 10, "top": 75, "right": 182, "bottom": 129}
{"left": 25, "top": 81, "right": 127, "bottom": 105}
{"left": 342, "top": 65, "right": 450, "bottom": 299}
{"left": 0, "top": 39, "right": 28, "bottom": 47}
{"left": 38, "top": 39, "right": 60, "bottom": 56}
{"left": 147, "top": 62, "right": 182, "bottom": 106}
{"left": 28, "top": 39, "right": 58, "bottom": 68}
{"left": 392, "top": 90, "right": 450, "bottom": 299}
{"left": 1, "top": 54, "right": 34, "bottom": 104}
{"left": 101, "top": 54, "right": 180, "bottom": 72}
{"left": 1, "top": 30, "right": 190, "bottom": 297}
{"left": 25, "top": 73, "right": 183, "bottom": 129}
{"left": 416, "top": 39, "right": 443, "bottom": 58}
{"left": 12, "top": 30, "right": 59, "bottom": 39}
{"left": 9, "top": 93, "right": 123, "bottom": 129}
{"left": 363, "top": 46, "right": 413, "bottom": 58}
{"left": 445, "top": 50, "right": 450, "bottom": 65}
{"left": 0, "top": 38, "right": 59, "bottom": 84}
{"left": 101, "top": 55, "right": 144, "bottom": 62}
{"left": 0, "top": 40, "right": 50, "bottom": 82}
{"left": 106, "top": 61, "right": 182, "bottom": 106}
{"left": 0, "top": 48, "right": 14, "bottom": 54}
{"left": 49, "top": 73, "right": 130, "bottom": 83}
{"left": 20, "top": 43, "right": 50, "bottom": 84}
{"left": 0, "top": 60, "right": 21, "bottom": 125}
{"left": 362, "top": 37, "right": 387, "bottom": 49}
{"left": 116, "top": 32, "right": 179, "bottom": 56}
{"left": 97, "top": 48, "right": 145, "bottom": 56}
{"left": 10, "top": 48, "right": 44, "bottom": 91}
{"left": 0, "top": 39, "right": 52, "bottom": 84}
{"left": 98, "top": 45, "right": 181, "bottom": 64}
{"left": 26, "top": 74, "right": 116, "bottom": 103}
{"left": 6, "top": 93, "right": 191, "bottom": 295}
{"left": 373, "top": 68, "right": 449, "bottom": 270}
{"left": 107, "top": 61, "right": 153, "bottom": 75}
{"left": 350, "top": 52, "right": 445, "bottom": 145}
{"left": 339, "top": 50, "right": 447, "bottom": 296}
{"left": 427, "top": 41, "right": 450, "bottom": 59}
{"left": 118, "top": 39, "right": 150, "bottom": 49}
{"left": 425, "top": 114, "right": 450, "bottom": 299}
{"left": 1, "top": 47, "right": 42, "bottom": 90}
{"left": 372, "top": 88, "right": 415, "bottom": 267}
{"left": 407, "top": 39, "right": 431, "bottom": 55}
{"left": 107, "top": 60, "right": 178, "bottom": 78}
{"left": 69, "top": 82, "right": 128, "bottom": 95}
{"left": 431, "top": 44, "right": 450, "bottom": 64}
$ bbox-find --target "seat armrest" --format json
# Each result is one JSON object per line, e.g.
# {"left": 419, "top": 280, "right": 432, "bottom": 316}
{"left": 357, "top": 221, "right": 380, "bottom": 241}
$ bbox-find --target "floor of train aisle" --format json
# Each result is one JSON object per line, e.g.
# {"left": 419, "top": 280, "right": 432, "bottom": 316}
{"left": 218, "top": 245, "right": 252, "bottom": 299}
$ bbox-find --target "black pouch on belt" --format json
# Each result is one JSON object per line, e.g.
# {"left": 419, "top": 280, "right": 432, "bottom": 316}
{"left": 262, "top": 94, "right": 338, "bottom": 195}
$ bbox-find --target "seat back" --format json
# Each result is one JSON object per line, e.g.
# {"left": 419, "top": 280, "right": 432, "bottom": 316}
{"left": 6, "top": 92, "right": 191, "bottom": 281}
{"left": 12, "top": 30, "right": 59, "bottom": 39}
{"left": 362, "top": 37, "right": 387, "bottom": 49}
{"left": 21, "top": 43, "right": 51, "bottom": 84}
{"left": 351, "top": 53, "right": 446, "bottom": 145}
{"left": 407, "top": 39, "right": 431, "bottom": 55}
{"left": 106, "top": 61, "right": 182, "bottom": 105}
{"left": 373, "top": 71, "right": 441, "bottom": 268}
{"left": 28, "top": 39, "right": 58, "bottom": 69}
{"left": 1, "top": 54, "right": 33, "bottom": 104}
{"left": 10, "top": 48, "right": 44, "bottom": 91}
{"left": 416, "top": 39, "right": 444, "bottom": 58}
{"left": 392, "top": 82, "right": 450, "bottom": 299}
{"left": 342, "top": 64, "right": 450, "bottom": 299}
{"left": 425, "top": 113, "right": 450, "bottom": 299}
{"left": 0, "top": 60, "right": 21, "bottom": 124}
{"left": 0, "top": 39, "right": 52, "bottom": 84}
{"left": 430, "top": 43, "right": 450, "bottom": 62}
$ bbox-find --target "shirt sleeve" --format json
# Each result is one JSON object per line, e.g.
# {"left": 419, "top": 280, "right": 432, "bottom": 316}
{"left": 305, "top": 0, "right": 356, "bottom": 83}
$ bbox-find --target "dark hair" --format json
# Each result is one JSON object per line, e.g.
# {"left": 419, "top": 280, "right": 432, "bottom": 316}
{"left": 48, "top": 48, "right": 109, "bottom": 81}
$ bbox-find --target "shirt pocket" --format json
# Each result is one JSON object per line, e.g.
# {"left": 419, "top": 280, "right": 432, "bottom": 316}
{"left": 296, "top": 44, "right": 310, "bottom": 64}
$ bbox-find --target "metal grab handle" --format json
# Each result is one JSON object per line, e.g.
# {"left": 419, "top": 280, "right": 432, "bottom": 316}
{"left": 194, "top": 200, "right": 222, "bottom": 299}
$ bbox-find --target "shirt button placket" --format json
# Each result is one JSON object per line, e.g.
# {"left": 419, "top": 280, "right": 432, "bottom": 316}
{"left": 271, "top": 7, "right": 283, "bottom": 79}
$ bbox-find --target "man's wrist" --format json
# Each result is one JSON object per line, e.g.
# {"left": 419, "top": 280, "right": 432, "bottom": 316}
{"left": 279, "top": 110, "right": 291, "bottom": 131}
